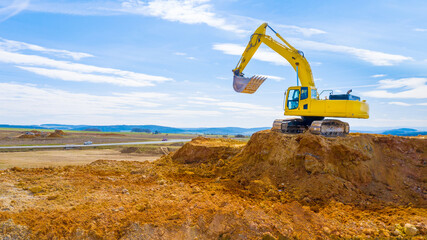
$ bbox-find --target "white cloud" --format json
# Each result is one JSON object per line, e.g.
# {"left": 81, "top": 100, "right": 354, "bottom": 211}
{"left": 174, "top": 51, "right": 196, "bottom": 60}
{"left": 17, "top": 66, "right": 159, "bottom": 87}
{"left": 259, "top": 75, "right": 285, "bottom": 82}
{"left": 121, "top": 0, "right": 247, "bottom": 34}
{"left": 363, "top": 78, "right": 427, "bottom": 99}
{"left": 0, "top": 37, "right": 93, "bottom": 60}
{"left": 378, "top": 78, "right": 427, "bottom": 89}
{"left": 292, "top": 38, "right": 413, "bottom": 66}
{"left": 113, "top": 92, "right": 171, "bottom": 99}
{"left": 0, "top": 83, "right": 222, "bottom": 123}
{"left": 0, "top": 81, "right": 286, "bottom": 127}
{"left": 371, "top": 74, "right": 386, "bottom": 78}
{"left": 214, "top": 39, "right": 413, "bottom": 67}
{"left": 26, "top": 1, "right": 323, "bottom": 38}
{"left": 276, "top": 24, "right": 326, "bottom": 37}
{"left": 414, "top": 28, "right": 427, "bottom": 32}
{"left": 388, "top": 102, "right": 411, "bottom": 106}
{"left": 189, "top": 96, "right": 220, "bottom": 102}
{"left": 387, "top": 102, "right": 427, "bottom": 106}
{"left": 363, "top": 89, "right": 426, "bottom": 99}
{"left": 213, "top": 43, "right": 288, "bottom": 66}
{"left": 0, "top": 0, "right": 29, "bottom": 22}
{"left": 188, "top": 96, "right": 274, "bottom": 112}
{"left": 0, "top": 42, "right": 173, "bottom": 87}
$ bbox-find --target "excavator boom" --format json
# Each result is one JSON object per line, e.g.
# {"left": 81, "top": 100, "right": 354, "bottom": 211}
{"left": 232, "top": 23, "right": 315, "bottom": 93}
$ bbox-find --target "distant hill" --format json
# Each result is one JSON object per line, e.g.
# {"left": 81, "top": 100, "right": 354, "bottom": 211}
{"left": 0, "top": 124, "right": 268, "bottom": 135}
{"left": 381, "top": 128, "right": 427, "bottom": 136}
{"left": 1, "top": 124, "right": 426, "bottom": 136}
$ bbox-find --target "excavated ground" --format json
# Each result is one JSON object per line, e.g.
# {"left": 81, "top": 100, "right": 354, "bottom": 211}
{"left": 0, "top": 131, "right": 426, "bottom": 239}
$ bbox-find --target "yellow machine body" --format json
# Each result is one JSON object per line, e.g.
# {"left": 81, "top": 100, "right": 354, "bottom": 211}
{"left": 284, "top": 86, "right": 369, "bottom": 119}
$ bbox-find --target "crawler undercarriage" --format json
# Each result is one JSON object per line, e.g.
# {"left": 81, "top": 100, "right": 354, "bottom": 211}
{"left": 272, "top": 117, "right": 350, "bottom": 137}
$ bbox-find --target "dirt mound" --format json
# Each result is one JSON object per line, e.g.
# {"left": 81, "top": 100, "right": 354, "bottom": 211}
{"left": 224, "top": 131, "right": 426, "bottom": 207}
{"left": 18, "top": 133, "right": 35, "bottom": 138}
{"left": 172, "top": 137, "right": 245, "bottom": 164}
{"left": 47, "top": 129, "right": 66, "bottom": 138}
{"left": 172, "top": 131, "right": 426, "bottom": 208}
{"left": 121, "top": 146, "right": 170, "bottom": 155}
{"left": 18, "top": 130, "right": 48, "bottom": 138}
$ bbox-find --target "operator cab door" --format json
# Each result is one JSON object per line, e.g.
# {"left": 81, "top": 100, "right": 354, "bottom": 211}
{"left": 286, "top": 86, "right": 310, "bottom": 112}
{"left": 286, "top": 87, "right": 300, "bottom": 111}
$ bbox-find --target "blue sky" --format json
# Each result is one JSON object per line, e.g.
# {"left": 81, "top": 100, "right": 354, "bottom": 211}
{"left": 0, "top": 0, "right": 426, "bottom": 128}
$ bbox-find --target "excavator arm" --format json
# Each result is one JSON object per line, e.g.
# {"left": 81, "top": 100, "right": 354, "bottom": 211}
{"left": 232, "top": 23, "right": 315, "bottom": 93}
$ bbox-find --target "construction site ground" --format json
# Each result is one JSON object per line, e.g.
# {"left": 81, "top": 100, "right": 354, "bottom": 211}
{"left": 0, "top": 130, "right": 426, "bottom": 239}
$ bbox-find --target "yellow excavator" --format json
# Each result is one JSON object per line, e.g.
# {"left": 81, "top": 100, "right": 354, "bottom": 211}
{"left": 233, "top": 23, "right": 369, "bottom": 136}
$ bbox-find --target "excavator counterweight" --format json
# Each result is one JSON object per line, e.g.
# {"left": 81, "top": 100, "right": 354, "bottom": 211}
{"left": 232, "top": 23, "right": 369, "bottom": 137}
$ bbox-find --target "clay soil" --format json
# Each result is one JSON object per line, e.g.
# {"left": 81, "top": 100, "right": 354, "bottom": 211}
{"left": 0, "top": 131, "right": 426, "bottom": 239}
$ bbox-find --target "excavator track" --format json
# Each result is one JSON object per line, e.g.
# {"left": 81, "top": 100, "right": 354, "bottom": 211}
{"left": 272, "top": 118, "right": 307, "bottom": 134}
{"left": 272, "top": 118, "right": 349, "bottom": 137}
{"left": 309, "top": 120, "right": 349, "bottom": 137}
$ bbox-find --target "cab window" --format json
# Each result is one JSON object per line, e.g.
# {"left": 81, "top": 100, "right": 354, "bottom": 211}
{"left": 301, "top": 87, "right": 308, "bottom": 100}
{"left": 287, "top": 89, "right": 299, "bottom": 110}
{"left": 311, "top": 89, "right": 317, "bottom": 99}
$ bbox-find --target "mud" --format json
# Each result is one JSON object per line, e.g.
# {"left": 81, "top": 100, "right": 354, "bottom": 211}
{"left": 0, "top": 131, "right": 426, "bottom": 239}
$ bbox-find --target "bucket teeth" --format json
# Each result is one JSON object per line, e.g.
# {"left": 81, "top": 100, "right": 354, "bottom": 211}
{"left": 233, "top": 75, "right": 267, "bottom": 94}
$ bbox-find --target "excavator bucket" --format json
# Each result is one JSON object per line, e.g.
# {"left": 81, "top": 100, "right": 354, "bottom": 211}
{"left": 233, "top": 75, "right": 267, "bottom": 94}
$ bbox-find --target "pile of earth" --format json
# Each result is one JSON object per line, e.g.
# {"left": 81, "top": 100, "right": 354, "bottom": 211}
{"left": 0, "top": 131, "right": 426, "bottom": 239}
{"left": 47, "top": 129, "right": 67, "bottom": 138}
{"left": 205, "top": 130, "right": 426, "bottom": 208}
{"left": 121, "top": 146, "right": 167, "bottom": 155}
{"left": 17, "top": 133, "right": 35, "bottom": 139}
{"left": 18, "top": 129, "right": 63, "bottom": 138}
{"left": 172, "top": 137, "right": 246, "bottom": 164}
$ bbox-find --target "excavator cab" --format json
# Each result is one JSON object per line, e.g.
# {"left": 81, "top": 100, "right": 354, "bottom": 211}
{"left": 285, "top": 86, "right": 314, "bottom": 112}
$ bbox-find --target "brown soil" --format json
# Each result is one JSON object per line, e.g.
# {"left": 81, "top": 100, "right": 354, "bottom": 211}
{"left": 172, "top": 136, "right": 246, "bottom": 164}
{"left": 0, "top": 131, "right": 426, "bottom": 239}
{"left": 225, "top": 131, "right": 426, "bottom": 208}
{"left": 47, "top": 129, "right": 66, "bottom": 138}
